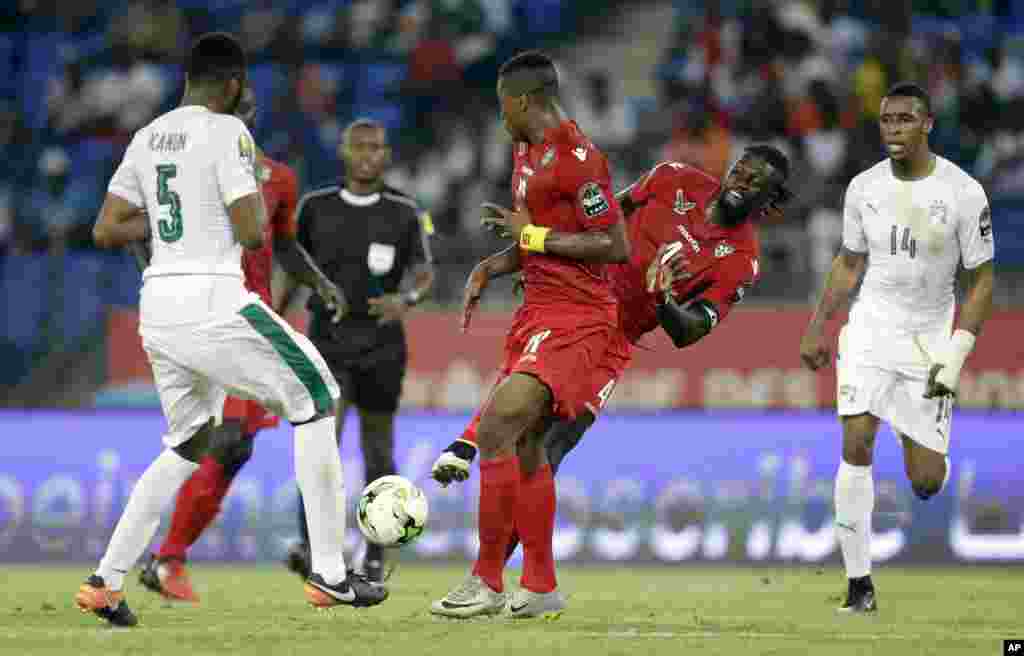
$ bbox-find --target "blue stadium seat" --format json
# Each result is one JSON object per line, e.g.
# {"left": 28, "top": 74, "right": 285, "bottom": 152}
{"left": 351, "top": 102, "right": 403, "bottom": 133}
{"left": 61, "top": 254, "right": 106, "bottom": 346}
{"left": 0, "top": 34, "right": 18, "bottom": 100}
{"left": 69, "top": 139, "right": 116, "bottom": 179}
{"left": 21, "top": 33, "right": 69, "bottom": 131}
{"left": 1, "top": 255, "right": 49, "bottom": 352}
{"left": 249, "top": 63, "right": 287, "bottom": 107}
{"left": 991, "top": 197, "right": 1024, "bottom": 267}
{"left": 959, "top": 14, "right": 999, "bottom": 57}
{"left": 354, "top": 60, "right": 407, "bottom": 104}
{"left": 101, "top": 253, "right": 142, "bottom": 308}
{"left": 515, "top": 0, "right": 565, "bottom": 38}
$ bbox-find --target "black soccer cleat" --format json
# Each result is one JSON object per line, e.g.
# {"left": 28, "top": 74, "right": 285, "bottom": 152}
{"left": 285, "top": 542, "right": 312, "bottom": 580}
{"left": 74, "top": 575, "right": 138, "bottom": 627}
{"left": 138, "top": 552, "right": 162, "bottom": 595}
{"left": 304, "top": 572, "right": 388, "bottom": 608}
{"left": 837, "top": 576, "right": 877, "bottom": 613}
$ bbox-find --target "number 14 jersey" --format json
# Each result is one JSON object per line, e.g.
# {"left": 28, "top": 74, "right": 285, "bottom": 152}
{"left": 842, "top": 156, "right": 994, "bottom": 338}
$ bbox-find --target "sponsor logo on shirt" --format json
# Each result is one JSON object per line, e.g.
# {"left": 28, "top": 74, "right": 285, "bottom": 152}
{"left": 715, "top": 242, "right": 735, "bottom": 258}
{"left": 979, "top": 205, "right": 992, "bottom": 238}
{"left": 579, "top": 181, "right": 610, "bottom": 218}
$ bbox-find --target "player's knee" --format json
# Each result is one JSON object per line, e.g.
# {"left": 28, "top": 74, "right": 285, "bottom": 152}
{"left": 219, "top": 436, "right": 254, "bottom": 479}
{"left": 911, "top": 476, "right": 942, "bottom": 501}
{"left": 173, "top": 420, "right": 214, "bottom": 463}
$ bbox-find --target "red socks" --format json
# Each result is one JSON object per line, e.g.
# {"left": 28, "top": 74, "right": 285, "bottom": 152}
{"left": 472, "top": 456, "right": 520, "bottom": 593}
{"left": 516, "top": 464, "right": 557, "bottom": 593}
{"left": 158, "top": 456, "right": 231, "bottom": 561}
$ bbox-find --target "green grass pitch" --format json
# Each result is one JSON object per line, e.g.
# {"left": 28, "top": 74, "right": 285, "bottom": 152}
{"left": 3, "top": 563, "right": 1019, "bottom": 655}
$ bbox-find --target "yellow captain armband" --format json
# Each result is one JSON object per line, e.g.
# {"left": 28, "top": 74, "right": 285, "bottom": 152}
{"left": 519, "top": 224, "right": 550, "bottom": 253}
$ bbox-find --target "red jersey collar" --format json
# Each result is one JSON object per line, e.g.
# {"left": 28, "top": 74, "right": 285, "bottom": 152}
{"left": 541, "top": 120, "right": 580, "bottom": 146}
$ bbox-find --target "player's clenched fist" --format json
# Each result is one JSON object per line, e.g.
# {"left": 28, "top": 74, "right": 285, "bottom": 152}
{"left": 799, "top": 326, "right": 831, "bottom": 371}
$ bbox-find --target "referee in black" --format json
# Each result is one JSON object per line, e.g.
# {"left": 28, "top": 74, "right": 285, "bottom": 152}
{"left": 282, "top": 118, "right": 435, "bottom": 583}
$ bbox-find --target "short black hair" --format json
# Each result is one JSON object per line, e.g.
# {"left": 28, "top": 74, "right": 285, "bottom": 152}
{"left": 186, "top": 32, "right": 246, "bottom": 85}
{"left": 745, "top": 144, "right": 790, "bottom": 180}
{"left": 342, "top": 117, "right": 387, "bottom": 145}
{"left": 744, "top": 144, "right": 793, "bottom": 203}
{"left": 884, "top": 82, "right": 932, "bottom": 115}
{"left": 498, "top": 50, "right": 559, "bottom": 97}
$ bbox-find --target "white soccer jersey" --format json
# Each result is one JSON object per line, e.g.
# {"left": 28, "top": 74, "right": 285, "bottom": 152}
{"left": 108, "top": 105, "right": 259, "bottom": 279}
{"left": 107, "top": 105, "right": 260, "bottom": 325}
{"left": 842, "top": 156, "right": 994, "bottom": 339}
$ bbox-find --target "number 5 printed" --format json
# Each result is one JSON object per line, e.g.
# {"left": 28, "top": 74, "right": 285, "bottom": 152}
{"left": 156, "top": 164, "right": 183, "bottom": 243}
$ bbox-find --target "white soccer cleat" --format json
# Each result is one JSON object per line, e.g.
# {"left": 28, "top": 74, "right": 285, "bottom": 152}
{"left": 505, "top": 588, "right": 566, "bottom": 619}
{"left": 431, "top": 451, "right": 472, "bottom": 487}
{"left": 430, "top": 575, "right": 506, "bottom": 618}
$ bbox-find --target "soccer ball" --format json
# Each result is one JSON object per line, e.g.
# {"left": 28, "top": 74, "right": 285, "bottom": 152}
{"left": 356, "top": 475, "right": 428, "bottom": 547}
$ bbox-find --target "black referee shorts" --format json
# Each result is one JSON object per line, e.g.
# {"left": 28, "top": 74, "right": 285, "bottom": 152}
{"left": 313, "top": 340, "right": 407, "bottom": 415}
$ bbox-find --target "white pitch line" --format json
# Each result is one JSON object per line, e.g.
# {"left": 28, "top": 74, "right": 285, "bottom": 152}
{"left": 567, "top": 630, "right": 1007, "bottom": 641}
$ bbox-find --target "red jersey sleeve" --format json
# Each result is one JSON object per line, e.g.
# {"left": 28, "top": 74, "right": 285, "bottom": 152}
{"left": 272, "top": 164, "right": 299, "bottom": 239}
{"left": 681, "top": 252, "right": 759, "bottom": 323}
{"left": 558, "top": 145, "right": 622, "bottom": 231}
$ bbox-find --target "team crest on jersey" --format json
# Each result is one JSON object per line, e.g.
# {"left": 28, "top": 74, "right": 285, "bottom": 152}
{"left": 674, "top": 190, "right": 696, "bottom": 215}
{"left": 541, "top": 147, "right": 556, "bottom": 167}
{"left": 579, "top": 181, "right": 610, "bottom": 218}
{"left": 928, "top": 200, "right": 949, "bottom": 226}
{"left": 979, "top": 205, "right": 992, "bottom": 238}
{"left": 573, "top": 146, "right": 588, "bottom": 161}
{"left": 239, "top": 133, "right": 255, "bottom": 167}
{"left": 715, "top": 242, "right": 735, "bottom": 258}
{"left": 839, "top": 384, "right": 857, "bottom": 404}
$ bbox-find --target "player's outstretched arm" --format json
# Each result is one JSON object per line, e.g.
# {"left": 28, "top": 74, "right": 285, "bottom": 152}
{"left": 274, "top": 235, "right": 347, "bottom": 322}
{"left": 93, "top": 194, "right": 150, "bottom": 249}
{"left": 483, "top": 202, "right": 629, "bottom": 263}
{"left": 800, "top": 247, "right": 867, "bottom": 370}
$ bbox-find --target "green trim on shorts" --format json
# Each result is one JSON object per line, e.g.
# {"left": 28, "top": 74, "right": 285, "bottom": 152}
{"left": 239, "top": 303, "right": 332, "bottom": 415}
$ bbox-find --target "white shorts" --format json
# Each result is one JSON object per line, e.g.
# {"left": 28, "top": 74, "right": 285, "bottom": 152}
{"left": 836, "top": 325, "right": 953, "bottom": 454}
{"left": 141, "top": 296, "right": 340, "bottom": 448}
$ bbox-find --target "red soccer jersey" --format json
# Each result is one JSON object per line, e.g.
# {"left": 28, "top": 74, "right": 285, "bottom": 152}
{"left": 611, "top": 161, "right": 760, "bottom": 344}
{"left": 511, "top": 120, "right": 623, "bottom": 318}
{"left": 243, "top": 156, "right": 298, "bottom": 306}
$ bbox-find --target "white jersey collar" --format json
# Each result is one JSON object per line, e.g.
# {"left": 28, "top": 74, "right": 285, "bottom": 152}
{"left": 340, "top": 188, "right": 381, "bottom": 206}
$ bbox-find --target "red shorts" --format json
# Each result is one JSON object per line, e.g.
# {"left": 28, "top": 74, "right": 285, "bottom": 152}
{"left": 222, "top": 396, "right": 279, "bottom": 436}
{"left": 578, "top": 326, "right": 633, "bottom": 415}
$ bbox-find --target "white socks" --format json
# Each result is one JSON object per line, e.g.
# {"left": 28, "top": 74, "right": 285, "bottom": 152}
{"left": 294, "top": 416, "right": 347, "bottom": 585}
{"left": 834, "top": 460, "right": 874, "bottom": 579}
{"left": 96, "top": 449, "right": 198, "bottom": 590}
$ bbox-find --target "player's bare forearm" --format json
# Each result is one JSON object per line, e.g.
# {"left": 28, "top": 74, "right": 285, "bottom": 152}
{"left": 957, "top": 260, "right": 994, "bottom": 337}
{"left": 481, "top": 245, "right": 521, "bottom": 278}
{"left": 228, "top": 192, "right": 267, "bottom": 249}
{"left": 544, "top": 221, "right": 629, "bottom": 263}
{"left": 409, "top": 262, "right": 435, "bottom": 302}
{"left": 93, "top": 195, "right": 149, "bottom": 249}
{"left": 273, "top": 237, "right": 331, "bottom": 290}
{"left": 807, "top": 248, "right": 866, "bottom": 331}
